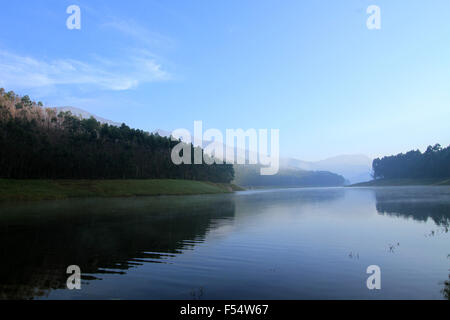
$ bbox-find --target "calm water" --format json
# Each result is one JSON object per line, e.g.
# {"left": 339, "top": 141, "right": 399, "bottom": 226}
{"left": 0, "top": 186, "right": 449, "bottom": 300}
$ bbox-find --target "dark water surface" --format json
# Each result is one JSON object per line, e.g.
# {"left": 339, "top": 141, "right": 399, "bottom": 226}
{"left": 0, "top": 186, "right": 449, "bottom": 300}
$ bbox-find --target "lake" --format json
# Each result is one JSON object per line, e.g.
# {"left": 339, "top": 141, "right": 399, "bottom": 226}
{"left": 0, "top": 186, "right": 448, "bottom": 300}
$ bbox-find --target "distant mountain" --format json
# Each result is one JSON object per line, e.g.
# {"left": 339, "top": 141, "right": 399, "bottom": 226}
{"left": 233, "top": 165, "right": 346, "bottom": 188}
{"left": 153, "top": 129, "right": 172, "bottom": 137}
{"left": 55, "top": 106, "right": 122, "bottom": 127}
{"left": 56, "top": 107, "right": 174, "bottom": 138}
{"left": 281, "top": 154, "right": 373, "bottom": 184}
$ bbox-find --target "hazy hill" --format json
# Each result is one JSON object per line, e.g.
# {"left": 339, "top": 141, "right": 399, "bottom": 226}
{"left": 281, "top": 154, "right": 373, "bottom": 184}
{"left": 55, "top": 106, "right": 122, "bottom": 127}
{"left": 233, "top": 165, "right": 346, "bottom": 188}
{"left": 56, "top": 107, "right": 172, "bottom": 138}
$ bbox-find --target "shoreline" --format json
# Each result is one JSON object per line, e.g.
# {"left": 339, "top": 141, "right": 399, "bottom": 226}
{"left": 349, "top": 178, "right": 450, "bottom": 187}
{"left": 0, "top": 179, "right": 244, "bottom": 202}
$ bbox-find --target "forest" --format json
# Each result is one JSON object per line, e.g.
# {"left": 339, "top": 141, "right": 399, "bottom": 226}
{"left": 0, "top": 89, "right": 234, "bottom": 183}
{"left": 372, "top": 144, "right": 450, "bottom": 180}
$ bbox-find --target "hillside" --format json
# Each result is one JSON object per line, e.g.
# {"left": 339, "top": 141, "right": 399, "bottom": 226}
{"left": 351, "top": 144, "right": 450, "bottom": 186}
{"left": 281, "top": 154, "right": 372, "bottom": 184}
{"left": 56, "top": 107, "right": 174, "bottom": 138}
{"left": 372, "top": 144, "right": 450, "bottom": 180}
{"left": 0, "top": 90, "right": 234, "bottom": 183}
{"left": 55, "top": 106, "right": 121, "bottom": 127}
{"left": 233, "top": 165, "right": 346, "bottom": 188}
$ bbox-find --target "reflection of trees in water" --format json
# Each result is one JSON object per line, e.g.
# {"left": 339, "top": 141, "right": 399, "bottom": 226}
{"left": 375, "top": 190, "right": 450, "bottom": 300}
{"left": 0, "top": 196, "right": 235, "bottom": 299}
{"left": 374, "top": 189, "right": 450, "bottom": 227}
{"left": 442, "top": 255, "right": 450, "bottom": 300}
{"left": 443, "top": 274, "right": 450, "bottom": 300}
{"left": 238, "top": 188, "right": 345, "bottom": 208}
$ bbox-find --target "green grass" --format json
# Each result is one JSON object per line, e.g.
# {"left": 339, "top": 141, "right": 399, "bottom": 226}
{"left": 349, "top": 178, "right": 450, "bottom": 187}
{"left": 0, "top": 179, "right": 242, "bottom": 202}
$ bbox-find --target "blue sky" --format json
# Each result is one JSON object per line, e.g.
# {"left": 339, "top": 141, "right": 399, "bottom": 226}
{"left": 0, "top": 0, "right": 449, "bottom": 160}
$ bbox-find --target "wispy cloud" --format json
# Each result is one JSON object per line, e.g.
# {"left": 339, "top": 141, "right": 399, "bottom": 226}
{"left": 102, "top": 19, "right": 176, "bottom": 50}
{"left": 0, "top": 49, "right": 171, "bottom": 91}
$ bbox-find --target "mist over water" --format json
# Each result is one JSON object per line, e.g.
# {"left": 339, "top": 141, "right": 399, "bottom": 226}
{"left": 0, "top": 186, "right": 448, "bottom": 300}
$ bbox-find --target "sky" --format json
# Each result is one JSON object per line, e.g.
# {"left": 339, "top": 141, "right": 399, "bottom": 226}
{"left": 0, "top": 0, "right": 449, "bottom": 161}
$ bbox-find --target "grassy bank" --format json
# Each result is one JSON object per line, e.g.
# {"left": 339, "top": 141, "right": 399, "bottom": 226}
{"left": 350, "top": 178, "right": 450, "bottom": 187}
{"left": 0, "top": 179, "right": 244, "bottom": 202}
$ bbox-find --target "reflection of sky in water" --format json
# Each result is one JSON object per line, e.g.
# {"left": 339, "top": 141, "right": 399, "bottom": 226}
{"left": 0, "top": 187, "right": 448, "bottom": 300}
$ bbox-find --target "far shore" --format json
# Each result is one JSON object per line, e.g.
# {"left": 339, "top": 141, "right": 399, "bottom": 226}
{"left": 349, "top": 178, "right": 450, "bottom": 187}
{"left": 0, "top": 179, "right": 245, "bottom": 202}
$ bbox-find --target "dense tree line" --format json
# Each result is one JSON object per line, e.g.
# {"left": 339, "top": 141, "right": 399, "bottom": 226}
{"left": 372, "top": 144, "right": 450, "bottom": 179}
{"left": 0, "top": 89, "right": 234, "bottom": 182}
